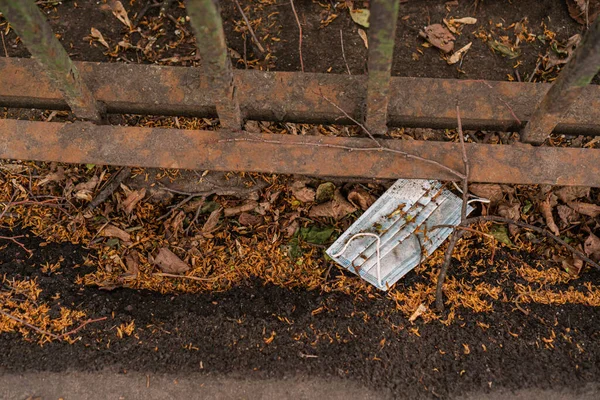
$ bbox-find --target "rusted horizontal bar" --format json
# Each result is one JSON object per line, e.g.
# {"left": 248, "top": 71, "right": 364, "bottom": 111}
{"left": 1, "top": 57, "right": 600, "bottom": 135}
{"left": 1, "top": 118, "right": 599, "bottom": 187}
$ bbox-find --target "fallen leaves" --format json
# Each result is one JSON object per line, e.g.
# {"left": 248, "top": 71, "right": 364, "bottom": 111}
{"left": 546, "top": 34, "right": 581, "bottom": 70}
{"left": 567, "top": 0, "right": 600, "bottom": 25}
{"left": 419, "top": 24, "right": 455, "bottom": 53}
{"left": 100, "top": 225, "right": 131, "bottom": 243}
{"left": 348, "top": 187, "right": 375, "bottom": 210}
{"left": 89, "top": 28, "right": 110, "bottom": 49}
{"left": 153, "top": 247, "right": 190, "bottom": 274}
{"left": 567, "top": 201, "right": 600, "bottom": 218}
{"left": 121, "top": 188, "right": 146, "bottom": 214}
{"left": 447, "top": 42, "right": 472, "bottom": 65}
{"left": 585, "top": 233, "right": 600, "bottom": 261}
{"left": 349, "top": 8, "right": 370, "bottom": 28}
{"left": 469, "top": 184, "right": 504, "bottom": 204}
{"left": 555, "top": 186, "right": 590, "bottom": 203}
{"left": 487, "top": 40, "right": 521, "bottom": 59}
{"left": 202, "top": 207, "right": 223, "bottom": 234}
{"left": 110, "top": 0, "right": 133, "bottom": 30}
{"left": 309, "top": 190, "right": 357, "bottom": 220}
{"left": 290, "top": 179, "right": 315, "bottom": 203}
{"left": 540, "top": 197, "right": 560, "bottom": 236}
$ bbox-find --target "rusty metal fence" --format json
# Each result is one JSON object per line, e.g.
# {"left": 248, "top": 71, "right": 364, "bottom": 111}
{"left": 0, "top": 0, "right": 599, "bottom": 186}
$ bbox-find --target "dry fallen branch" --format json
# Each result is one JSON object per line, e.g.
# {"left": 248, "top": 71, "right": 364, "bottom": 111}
{"left": 86, "top": 167, "right": 131, "bottom": 212}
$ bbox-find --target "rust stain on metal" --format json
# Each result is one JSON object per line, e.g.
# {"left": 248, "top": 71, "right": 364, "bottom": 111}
{"left": 0, "top": 119, "right": 599, "bottom": 187}
{"left": 2, "top": 57, "right": 600, "bottom": 135}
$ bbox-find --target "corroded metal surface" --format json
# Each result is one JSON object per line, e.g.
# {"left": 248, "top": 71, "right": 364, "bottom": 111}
{"left": 186, "top": 0, "right": 242, "bottom": 130}
{"left": 365, "top": 0, "right": 399, "bottom": 135}
{"left": 0, "top": 119, "right": 599, "bottom": 187}
{"left": 0, "top": 0, "right": 104, "bottom": 122}
{"left": 1, "top": 57, "right": 600, "bottom": 134}
{"left": 521, "top": 16, "right": 600, "bottom": 144}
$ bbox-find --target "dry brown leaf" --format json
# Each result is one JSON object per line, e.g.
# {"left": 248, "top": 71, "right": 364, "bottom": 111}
{"left": 584, "top": 233, "right": 600, "bottom": 261}
{"left": 562, "top": 256, "right": 584, "bottom": 276}
{"left": 153, "top": 248, "right": 190, "bottom": 274}
{"left": 75, "top": 175, "right": 99, "bottom": 192}
{"left": 290, "top": 180, "right": 316, "bottom": 203}
{"left": 498, "top": 202, "right": 520, "bottom": 235}
{"left": 39, "top": 167, "right": 66, "bottom": 186}
{"left": 540, "top": 199, "right": 560, "bottom": 236}
{"left": 567, "top": 201, "right": 600, "bottom": 218}
{"left": 239, "top": 212, "right": 264, "bottom": 226}
{"left": 120, "top": 251, "right": 140, "bottom": 281}
{"left": 348, "top": 187, "right": 375, "bottom": 210}
{"left": 567, "top": 0, "right": 600, "bottom": 25}
{"left": 557, "top": 204, "right": 580, "bottom": 226}
{"left": 164, "top": 211, "right": 185, "bottom": 240}
{"left": 309, "top": 190, "right": 357, "bottom": 220}
{"left": 555, "top": 186, "right": 590, "bottom": 203}
{"left": 224, "top": 201, "right": 258, "bottom": 217}
{"left": 100, "top": 224, "right": 131, "bottom": 243}
{"left": 111, "top": 0, "right": 133, "bottom": 30}
{"left": 90, "top": 28, "right": 110, "bottom": 49}
{"left": 419, "top": 24, "right": 455, "bottom": 53}
{"left": 121, "top": 188, "right": 146, "bottom": 214}
{"left": 358, "top": 28, "right": 368, "bottom": 49}
{"left": 452, "top": 17, "right": 477, "bottom": 25}
{"left": 546, "top": 34, "right": 581, "bottom": 70}
{"left": 202, "top": 207, "right": 222, "bottom": 233}
{"left": 409, "top": 303, "right": 427, "bottom": 323}
{"left": 447, "top": 42, "right": 472, "bottom": 65}
{"left": 469, "top": 184, "right": 503, "bottom": 203}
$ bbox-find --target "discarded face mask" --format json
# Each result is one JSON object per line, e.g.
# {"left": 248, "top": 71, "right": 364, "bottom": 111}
{"left": 326, "top": 179, "right": 473, "bottom": 291}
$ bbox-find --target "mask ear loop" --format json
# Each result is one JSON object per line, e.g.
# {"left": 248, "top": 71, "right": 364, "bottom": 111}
{"left": 332, "top": 233, "right": 382, "bottom": 287}
{"left": 452, "top": 181, "right": 491, "bottom": 206}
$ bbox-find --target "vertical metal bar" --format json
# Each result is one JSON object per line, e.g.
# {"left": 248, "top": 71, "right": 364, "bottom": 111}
{"left": 186, "top": 0, "right": 242, "bottom": 130}
{"left": 0, "top": 0, "right": 104, "bottom": 122}
{"left": 365, "top": 0, "right": 399, "bottom": 135}
{"left": 521, "top": 16, "right": 600, "bottom": 144}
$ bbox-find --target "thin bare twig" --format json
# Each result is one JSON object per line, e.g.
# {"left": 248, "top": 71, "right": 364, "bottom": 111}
{"left": 0, "top": 235, "right": 33, "bottom": 256}
{"left": 528, "top": 59, "right": 542, "bottom": 82}
{"left": 86, "top": 167, "right": 131, "bottom": 212}
{"left": 315, "top": 91, "right": 466, "bottom": 180}
{"left": 436, "top": 104, "right": 470, "bottom": 312}
{"left": 59, "top": 316, "right": 107, "bottom": 338}
{"left": 218, "top": 136, "right": 466, "bottom": 180}
{"left": 340, "top": 29, "right": 351, "bottom": 75}
{"left": 0, "top": 309, "right": 60, "bottom": 339}
{"left": 234, "top": 0, "right": 265, "bottom": 54}
{"left": 456, "top": 105, "right": 469, "bottom": 221}
{"left": 289, "top": 0, "right": 304, "bottom": 72}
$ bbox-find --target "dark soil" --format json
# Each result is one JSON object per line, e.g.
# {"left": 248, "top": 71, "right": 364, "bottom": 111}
{"left": 0, "top": 0, "right": 584, "bottom": 81}
{"left": 2, "top": 228, "right": 600, "bottom": 399}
